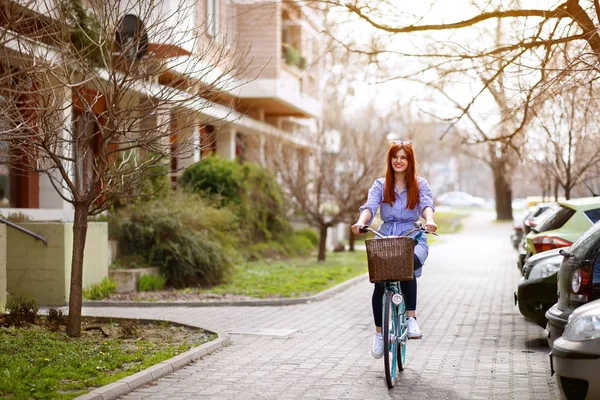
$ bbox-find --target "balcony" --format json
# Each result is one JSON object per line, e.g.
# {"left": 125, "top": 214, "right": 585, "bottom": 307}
{"left": 237, "top": 63, "right": 320, "bottom": 118}
{"left": 234, "top": 1, "right": 322, "bottom": 119}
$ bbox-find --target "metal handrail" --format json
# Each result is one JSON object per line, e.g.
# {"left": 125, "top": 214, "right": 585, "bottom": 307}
{"left": 0, "top": 217, "right": 47, "bottom": 246}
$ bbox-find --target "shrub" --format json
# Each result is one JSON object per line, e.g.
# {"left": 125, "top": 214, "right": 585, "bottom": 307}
{"left": 247, "top": 231, "right": 315, "bottom": 260}
{"left": 281, "top": 232, "right": 315, "bottom": 257}
{"left": 83, "top": 277, "right": 117, "bottom": 300}
{"left": 137, "top": 274, "right": 167, "bottom": 292}
{"left": 180, "top": 157, "right": 244, "bottom": 206}
{"left": 110, "top": 255, "right": 153, "bottom": 270}
{"left": 248, "top": 241, "right": 288, "bottom": 260}
{"left": 46, "top": 308, "right": 66, "bottom": 331}
{"left": 240, "top": 163, "right": 291, "bottom": 242}
{"left": 111, "top": 161, "right": 170, "bottom": 212}
{"left": 4, "top": 295, "right": 38, "bottom": 326}
{"left": 181, "top": 158, "right": 291, "bottom": 242}
{"left": 112, "top": 192, "right": 240, "bottom": 287}
{"left": 294, "top": 228, "right": 319, "bottom": 246}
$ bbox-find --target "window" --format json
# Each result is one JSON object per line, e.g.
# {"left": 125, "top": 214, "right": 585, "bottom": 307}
{"left": 570, "top": 220, "right": 600, "bottom": 260}
{"left": 201, "top": 125, "right": 216, "bottom": 158}
{"left": 207, "top": 0, "right": 219, "bottom": 38}
{"left": 585, "top": 209, "right": 600, "bottom": 224}
{"left": 534, "top": 206, "right": 575, "bottom": 233}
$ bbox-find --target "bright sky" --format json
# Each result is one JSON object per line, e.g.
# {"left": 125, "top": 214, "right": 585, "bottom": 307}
{"left": 335, "top": 0, "right": 568, "bottom": 137}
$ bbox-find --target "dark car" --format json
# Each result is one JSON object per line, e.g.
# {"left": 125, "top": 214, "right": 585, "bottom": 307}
{"left": 515, "top": 248, "right": 563, "bottom": 327}
{"left": 545, "top": 221, "right": 600, "bottom": 346}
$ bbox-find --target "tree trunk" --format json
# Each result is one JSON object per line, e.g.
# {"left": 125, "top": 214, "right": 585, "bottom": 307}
{"left": 493, "top": 165, "right": 513, "bottom": 220}
{"left": 66, "top": 203, "right": 89, "bottom": 337}
{"left": 318, "top": 225, "right": 328, "bottom": 261}
{"left": 554, "top": 178, "right": 560, "bottom": 201}
{"left": 564, "top": 185, "right": 571, "bottom": 200}
{"left": 348, "top": 226, "right": 355, "bottom": 252}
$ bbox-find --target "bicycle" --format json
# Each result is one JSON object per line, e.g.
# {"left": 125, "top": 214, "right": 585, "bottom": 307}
{"left": 360, "top": 221, "right": 437, "bottom": 389}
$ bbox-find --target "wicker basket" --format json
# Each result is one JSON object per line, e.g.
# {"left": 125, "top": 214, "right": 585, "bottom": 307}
{"left": 365, "top": 236, "right": 414, "bottom": 283}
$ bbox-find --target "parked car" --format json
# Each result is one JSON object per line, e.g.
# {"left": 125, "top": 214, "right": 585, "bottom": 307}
{"left": 511, "top": 203, "right": 557, "bottom": 251}
{"left": 522, "top": 197, "right": 600, "bottom": 266}
{"left": 515, "top": 248, "right": 563, "bottom": 328}
{"left": 550, "top": 298, "right": 600, "bottom": 400}
{"left": 546, "top": 219, "right": 600, "bottom": 346}
{"left": 517, "top": 205, "right": 559, "bottom": 274}
{"left": 435, "top": 191, "right": 486, "bottom": 208}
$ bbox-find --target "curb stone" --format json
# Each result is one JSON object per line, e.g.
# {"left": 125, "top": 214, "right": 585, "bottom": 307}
{"left": 83, "top": 272, "right": 368, "bottom": 308}
{"left": 74, "top": 332, "right": 230, "bottom": 400}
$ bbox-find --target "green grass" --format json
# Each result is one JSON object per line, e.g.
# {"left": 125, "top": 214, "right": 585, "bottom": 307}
{"left": 188, "top": 251, "right": 368, "bottom": 298}
{"left": 434, "top": 211, "right": 465, "bottom": 235}
{"left": 0, "top": 323, "right": 214, "bottom": 399}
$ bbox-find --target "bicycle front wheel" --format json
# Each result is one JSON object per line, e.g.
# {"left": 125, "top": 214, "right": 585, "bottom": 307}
{"left": 397, "top": 305, "right": 406, "bottom": 372}
{"left": 383, "top": 290, "right": 399, "bottom": 388}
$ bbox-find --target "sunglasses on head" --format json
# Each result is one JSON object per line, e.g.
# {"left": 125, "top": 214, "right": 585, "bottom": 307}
{"left": 392, "top": 140, "right": 412, "bottom": 145}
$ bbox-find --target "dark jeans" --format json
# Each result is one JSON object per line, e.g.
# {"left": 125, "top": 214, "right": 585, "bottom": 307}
{"left": 372, "top": 254, "right": 422, "bottom": 328}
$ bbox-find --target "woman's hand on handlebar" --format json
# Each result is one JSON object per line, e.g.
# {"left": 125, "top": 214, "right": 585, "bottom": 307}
{"left": 424, "top": 220, "right": 438, "bottom": 234}
{"left": 351, "top": 223, "right": 366, "bottom": 235}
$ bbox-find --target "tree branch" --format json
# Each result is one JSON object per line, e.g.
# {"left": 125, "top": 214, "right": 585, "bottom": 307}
{"left": 343, "top": 2, "right": 570, "bottom": 33}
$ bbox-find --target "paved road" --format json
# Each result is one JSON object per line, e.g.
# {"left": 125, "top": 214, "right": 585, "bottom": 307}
{"left": 83, "top": 212, "right": 559, "bottom": 399}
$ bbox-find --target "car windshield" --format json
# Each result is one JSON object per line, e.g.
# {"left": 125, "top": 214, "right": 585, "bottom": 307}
{"left": 570, "top": 221, "right": 600, "bottom": 259}
{"left": 534, "top": 206, "right": 575, "bottom": 232}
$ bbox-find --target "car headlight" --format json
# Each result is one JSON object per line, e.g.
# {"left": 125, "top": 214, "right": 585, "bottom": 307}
{"left": 527, "top": 262, "right": 560, "bottom": 280}
{"left": 562, "top": 315, "right": 600, "bottom": 341}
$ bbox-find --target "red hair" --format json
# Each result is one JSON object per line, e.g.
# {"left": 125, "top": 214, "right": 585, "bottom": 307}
{"left": 383, "top": 142, "right": 419, "bottom": 209}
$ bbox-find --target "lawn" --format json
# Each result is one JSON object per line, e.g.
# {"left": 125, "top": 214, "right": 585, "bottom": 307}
{"left": 0, "top": 317, "right": 215, "bottom": 399}
{"left": 434, "top": 210, "right": 465, "bottom": 234}
{"left": 189, "top": 250, "right": 369, "bottom": 298}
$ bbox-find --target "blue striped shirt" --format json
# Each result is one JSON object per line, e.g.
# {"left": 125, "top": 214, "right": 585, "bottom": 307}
{"left": 359, "top": 176, "right": 435, "bottom": 277}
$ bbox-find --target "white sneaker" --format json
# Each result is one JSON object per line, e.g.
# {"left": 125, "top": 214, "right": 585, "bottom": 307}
{"left": 371, "top": 332, "right": 384, "bottom": 358}
{"left": 407, "top": 317, "right": 422, "bottom": 339}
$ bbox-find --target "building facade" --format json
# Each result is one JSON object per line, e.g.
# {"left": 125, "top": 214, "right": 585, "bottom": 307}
{"left": 0, "top": 0, "right": 323, "bottom": 221}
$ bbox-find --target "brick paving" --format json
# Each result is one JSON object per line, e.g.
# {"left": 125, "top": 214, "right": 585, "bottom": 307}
{"left": 83, "top": 212, "right": 559, "bottom": 399}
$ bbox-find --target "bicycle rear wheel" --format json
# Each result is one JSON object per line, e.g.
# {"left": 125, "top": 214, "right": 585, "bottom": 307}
{"left": 383, "top": 290, "right": 399, "bottom": 388}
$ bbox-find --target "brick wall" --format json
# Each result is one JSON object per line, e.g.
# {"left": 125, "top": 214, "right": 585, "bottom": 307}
{"left": 236, "top": 2, "right": 281, "bottom": 79}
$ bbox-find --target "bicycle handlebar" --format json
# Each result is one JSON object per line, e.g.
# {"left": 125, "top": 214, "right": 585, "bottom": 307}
{"left": 359, "top": 221, "right": 438, "bottom": 238}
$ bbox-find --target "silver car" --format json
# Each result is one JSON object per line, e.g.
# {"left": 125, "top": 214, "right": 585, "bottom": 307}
{"left": 550, "top": 298, "right": 600, "bottom": 400}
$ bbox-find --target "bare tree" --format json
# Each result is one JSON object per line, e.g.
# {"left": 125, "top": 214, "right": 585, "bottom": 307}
{"left": 528, "top": 83, "right": 600, "bottom": 199}
{"left": 300, "top": 0, "right": 600, "bottom": 217}
{"left": 0, "top": 0, "right": 246, "bottom": 336}
{"left": 269, "top": 103, "right": 388, "bottom": 261}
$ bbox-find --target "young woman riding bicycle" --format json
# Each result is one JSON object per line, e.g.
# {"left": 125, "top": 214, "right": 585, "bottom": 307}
{"left": 351, "top": 140, "right": 437, "bottom": 359}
